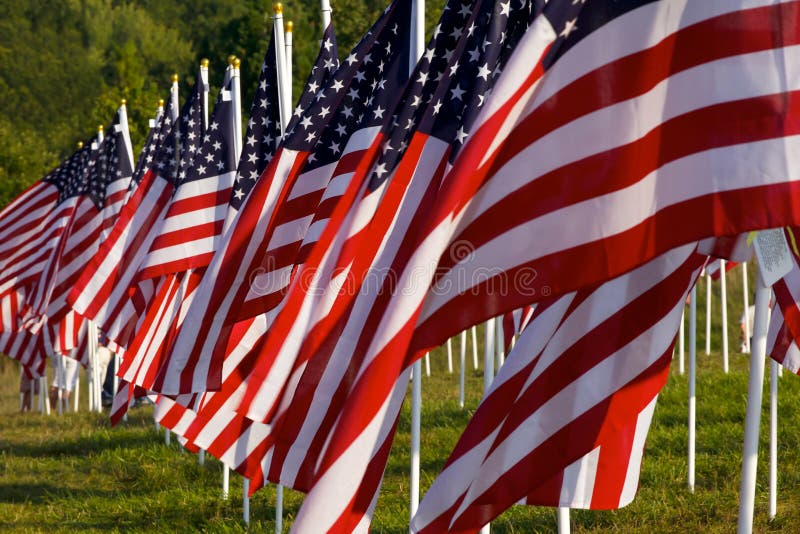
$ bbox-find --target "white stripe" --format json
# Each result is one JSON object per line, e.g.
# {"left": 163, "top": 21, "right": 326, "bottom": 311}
{"left": 560, "top": 446, "right": 599, "bottom": 508}
{"left": 287, "top": 162, "right": 336, "bottom": 200}
{"left": 619, "top": 395, "right": 658, "bottom": 507}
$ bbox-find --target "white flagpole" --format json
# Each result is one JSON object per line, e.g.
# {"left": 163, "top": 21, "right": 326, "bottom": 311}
{"left": 72, "top": 364, "right": 79, "bottom": 413}
{"left": 201, "top": 59, "right": 210, "bottom": 128}
{"left": 425, "top": 351, "right": 431, "bottom": 376}
{"left": 447, "top": 338, "right": 454, "bottom": 373}
{"left": 410, "top": 360, "right": 422, "bottom": 520}
{"left": 495, "top": 317, "right": 505, "bottom": 369}
{"left": 459, "top": 330, "right": 466, "bottom": 408}
{"left": 410, "top": 0, "right": 424, "bottom": 521}
{"left": 706, "top": 272, "right": 712, "bottom": 355}
{"left": 471, "top": 326, "right": 479, "bottom": 369}
{"left": 480, "top": 318, "right": 495, "bottom": 534}
{"left": 273, "top": 3, "right": 290, "bottom": 137}
{"left": 243, "top": 477, "right": 251, "bottom": 525}
{"left": 737, "top": 271, "right": 770, "bottom": 533}
{"left": 743, "top": 262, "right": 751, "bottom": 353}
{"left": 222, "top": 464, "right": 229, "bottom": 499}
{"left": 688, "top": 286, "right": 697, "bottom": 492}
{"left": 275, "top": 485, "right": 284, "bottom": 532}
{"left": 678, "top": 309, "right": 685, "bottom": 374}
{"left": 557, "top": 507, "right": 570, "bottom": 534}
{"left": 320, "top": 0, "right": 332, "bottom": 28}
{"left": 769, "top": 359, "right": 778, "bottom": 519}
{"left": 483, "top": 320, "right": 495, "bottom": 403}
{"left": 41, "top": 376, "right": 50, "bottom": 415}
{"left": 285, "top": 22, "right": 293, "bottom": 106}
{"left": 37, "top": 375, "right": 44, "bottom": 413}
{"left": 721, "top": 260, "right": 729, "bottom": 373}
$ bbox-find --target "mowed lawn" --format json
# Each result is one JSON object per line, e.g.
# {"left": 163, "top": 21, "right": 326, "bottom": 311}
{"left": 2, "top": 268, "right": 800, "bottom": 532}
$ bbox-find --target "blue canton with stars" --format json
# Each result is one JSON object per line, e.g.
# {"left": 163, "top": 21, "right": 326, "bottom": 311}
{"left": 43, "top": 141, "right": 94, "bottom": 205}
{"left": 282, "top": 0, "right": 413, "bottom": 174}
{"left": 180, "top": 78, "right": 237, "bottom": 186}
{"left": 418, "top": 0, "right": 533, "bottom": 164}
{"left": 132, "top": 106, "right": 164, "bottom": 186}
{"left": 86, "top": 108, "right": 134, "bottom": 210}
{"left": 366, "top": 0, "right": 479, "bottom": 190}
{"left": 152, "top": 70, "right": 206, "bottom": 187}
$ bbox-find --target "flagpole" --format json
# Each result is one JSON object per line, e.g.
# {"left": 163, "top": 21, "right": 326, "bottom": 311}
{"left": 201, "top": 58, "right": 210, "bottom": 129}
{"left": 743, "top": 262, "right": 751, "bottom": 353}
{"left": 494, "top": 318, "right": 505, "bottom": 369}
{"left": 285, "top": 21, "right": 293, "bottom": 107}
{"left": 678, "top": 309, "right": 685, "bottom": 374}
{"left": 471, "top": 326, "right": 479, "bottom": 369}
{"left": 459, "top": 330, "right": 466, "bottom": 408}
{"left": 557, "top": 507, "right": 570, "bottom": 534}
{"left": 273, "top": 3, "right": 290, "bottom": 136}
{"left": 721, "top": 260, "right": 729, "bottom": 373}
{"left": 231, "top": 57, "right": 250, "bottom": 518}
{"left": 688, "top": 286, "right": 697, "bottom": 492}
{"left": 409, "top": 0, "right": 424, "bottom": 521}
{"left": 481, "top": 318, "right": 495, "bottom": 534}
{"left": 737, "top": 271, "right": 770, "bottom": 533}
{"left": 268, "top": 9, "right": 290, "bottom": 520}
{"left": 446, "top": 337, "right": 454, "bottom": 373}
{"left": 769, "top": 359, "right": 778, "bottom": 519}
{"left": 320, "top": 0, "right": 332, "bottom": 28}
{"left": 706, "top": 272, "right": 712, "bottom": 355}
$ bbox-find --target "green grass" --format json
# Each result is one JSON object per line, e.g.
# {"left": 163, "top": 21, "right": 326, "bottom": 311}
{"left": 2, "top": 264, "right": 800, "bottom": 532}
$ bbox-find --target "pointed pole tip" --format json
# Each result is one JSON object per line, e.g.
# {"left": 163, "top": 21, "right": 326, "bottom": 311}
{"left": 233, "top": 58, "right": 241, "bottom": 69}
{"left": 172, "top": 73, "right": 179, "bottom": 83}
{"left": 273, "top": 3, "right": 283, "bottom": 14}
{"left": 120, "top": 98, "right": 126, "bottom": 106}
{"left": 158, "top": 98, "right": 164, "bottom": 107}
{"left": 201, "top": 58, "right": 210, "bottom": 68}
{"left": 286, "top": 21, "right": 294, "bottom": 32}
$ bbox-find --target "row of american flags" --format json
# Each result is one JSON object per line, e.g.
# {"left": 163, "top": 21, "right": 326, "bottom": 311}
{"left": 4, "top": 0, "right": 800, "bottom": 530}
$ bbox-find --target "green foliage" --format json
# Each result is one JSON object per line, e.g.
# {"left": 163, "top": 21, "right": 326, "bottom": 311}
{"left": 0, "top": 0, "right": 447, "bottom": 210}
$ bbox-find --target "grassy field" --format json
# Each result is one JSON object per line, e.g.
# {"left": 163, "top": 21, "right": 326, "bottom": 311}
{"left": 2, "top": 266, "right": 800, "bottom": 532}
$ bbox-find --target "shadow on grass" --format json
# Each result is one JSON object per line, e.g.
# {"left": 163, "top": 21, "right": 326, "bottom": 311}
{"left": 0, "top": 481, "right": 121, "bottom": 505}
{"left": 0, "top": 430, "right": 158, "bottom": 458}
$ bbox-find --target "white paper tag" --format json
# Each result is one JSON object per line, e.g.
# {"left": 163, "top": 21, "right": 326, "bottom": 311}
{"left": 753, "top": 229, "right": 792, "bottom": 287}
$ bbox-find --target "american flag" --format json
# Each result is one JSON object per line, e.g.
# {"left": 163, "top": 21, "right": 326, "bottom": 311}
{"left": 270, "top": 0, "right": 800, "bottom": 530}
{"left": 236, "top": 0, "right": 503, "bottom": 425}
{"left": 248, "top": 0, "right": 532, "bottom": 529}
{"left": 412, "top": 245, "right": 704, "bottom": 531}
{"left": 67, "top": 72, "right": 206, "bottom": 349}
{"left": 140, "top": 28, "right": 299, "bottom": 440}
{"left": 116, "top": 73, "right": 238, "bottom": 395}
{"left": 0, "top": 142, "right": 93, "bottom": 320}
{"left": 157, "top": 0, "right": 411, "bottom": 397}
{"left": 41, "top": 105, "right": 135, "bottom": 352}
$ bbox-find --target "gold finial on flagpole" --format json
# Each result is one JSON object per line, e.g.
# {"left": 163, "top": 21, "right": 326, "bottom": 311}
{"left": 77, "top": 141, "right": 84, "bottom": 149}
{"left": 273, "top": 2, "right": 283, "bottom": 14}
{"left": 228, "top": 54, "right": 237, "bottom": 65}
{"left": 120, "top": 98, "right": 126, "bottom": 106}
{"left": 233, "top": 58, "right": 241, "bottom": 69}
{"left": 98, "top": 125, "right": 104, "bottom": 133}
{"left": 286, "top": 21, "right": 293, "bottom": 32}
{"left": 201, "top": 58, "right": 210, "bottom": 68}
{"left": 158, "top": 99, "right": 164, "bottom": 107}
{"left": 172, "top": 73, "right": 179, "bottom": 83}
